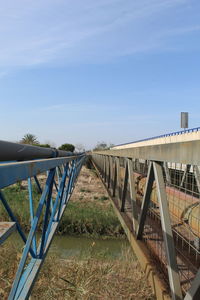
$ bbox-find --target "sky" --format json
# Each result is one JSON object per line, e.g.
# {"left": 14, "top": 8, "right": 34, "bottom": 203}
{"left": 0, "top": 0, "right": 200, "bottom": 149}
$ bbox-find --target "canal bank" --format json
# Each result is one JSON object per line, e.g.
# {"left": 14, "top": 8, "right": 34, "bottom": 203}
{"left": 0, "top": 234, "right": 154, "bottom": 300}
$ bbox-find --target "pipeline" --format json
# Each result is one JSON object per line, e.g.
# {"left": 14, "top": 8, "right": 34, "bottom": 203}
{"left": 0, "top": 140, "right": 79, "bottom": 161}
{"left": 136, "top": 174, "right": 200, "bottom": 238}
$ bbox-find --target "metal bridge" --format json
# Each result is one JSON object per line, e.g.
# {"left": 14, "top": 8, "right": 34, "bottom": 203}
{"left": 1, "top": 135, "right": 200, "bottom": 300}
{"left": 0, "top": 140, "right": 85, "bottom": 300}
{"left": 92, "top": 139, "right": 200, "bottom": 300}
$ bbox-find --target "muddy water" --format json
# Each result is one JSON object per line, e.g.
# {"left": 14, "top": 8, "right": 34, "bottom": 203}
{"left": 49, "top": 235, "right": 130, "bottom": 259}
{"left": 8, "top": 233, "right": 130, "bottom": 260}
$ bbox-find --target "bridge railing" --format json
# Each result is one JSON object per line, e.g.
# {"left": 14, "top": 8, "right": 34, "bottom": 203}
{"left": 113, "top": 126, "right": 200, "bottom": 148}
{"left": 92, "top": 141, "right": 200, "bottom": 300}
{"left": 0, "top": 153, "right": 85, "bottom": 300}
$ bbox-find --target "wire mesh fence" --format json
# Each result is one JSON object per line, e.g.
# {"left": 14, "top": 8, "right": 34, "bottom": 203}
{"left": 92, "top": 153, "right": 200, "bottom": 297}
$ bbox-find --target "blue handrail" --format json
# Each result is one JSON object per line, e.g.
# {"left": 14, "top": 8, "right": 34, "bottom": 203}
{"left": 114, "top": 126, "right": 200, "bottom": 148}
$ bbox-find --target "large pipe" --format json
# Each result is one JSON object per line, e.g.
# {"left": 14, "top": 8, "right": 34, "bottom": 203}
{"left": 0, "top": 140, "right": 75, "bottom": 161}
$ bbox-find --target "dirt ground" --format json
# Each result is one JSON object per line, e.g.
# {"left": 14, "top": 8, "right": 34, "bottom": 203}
{"left": 70, "top": 165, "right": 111, "bottom": 206}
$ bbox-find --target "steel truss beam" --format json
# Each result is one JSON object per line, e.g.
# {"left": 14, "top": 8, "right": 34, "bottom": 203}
{"left": 92, "top": 151, "right": 200, "bottom": 300}
{"left": 0, "top": 154, "right": 85, "bottom": 300}
{"left": 92, "top": 153, "right": 171, "bottom": 300}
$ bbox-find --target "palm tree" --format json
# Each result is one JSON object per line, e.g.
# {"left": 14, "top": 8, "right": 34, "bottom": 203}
{"left": 20, "top": 133, "right": 39, "bottom": 145}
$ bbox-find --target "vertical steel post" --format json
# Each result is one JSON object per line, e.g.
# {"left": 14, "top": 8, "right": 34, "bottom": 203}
{"left": 112, "top": 158, "right": 117, "bottom": 197}
{"left": 127, "top": 158, "right": 138, "bottom": 233}
{"left": 193, "top": 165, "right": 200, "bottom": 193}
{"left": 44, "top": 162, "right": 69, "bottom": 244}
{"left": 107, "top": 156, "right": 111, "bottom": 189}
{"left": 180, "top": 164, "right": 190, "bottom": 188}
{"left": 39, "top": 168, "right": 55, "bottom": 258}
{"left": 34, "top": 176, "right": 42, "bottom": 194}
{"left": 121, "top": 161, "right": 128, "bottom": 212}
{"left": 116, "top": 157, "right": 121, "bottom": 207}
{"left": 153, "top": 162, "right": 182, "bottom": 300}
{"left": 28, "top": 178, "right": 37, "bottom": 255}
{"left": 163, "top": 162, "right": 171, "bottom": 185}
{"left": 106, "top": 155, "right": 110, "bottom": 188}
{"left": 108, "top": 156, "right": 113, "bottom": 190}
{"left": 103, "top": 155, "right": 106, "bottom": 181}
{"left": 137, "top": 162, "right": 154, "bottom": 239}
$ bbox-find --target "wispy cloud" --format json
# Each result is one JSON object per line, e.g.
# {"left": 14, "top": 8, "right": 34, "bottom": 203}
{"left": 0, "top": 0, "right": 198, "bottom": 70}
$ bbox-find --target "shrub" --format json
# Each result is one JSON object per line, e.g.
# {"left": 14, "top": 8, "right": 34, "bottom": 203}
{"left": 58, "top": 143, "right": 75, "bottom": 152}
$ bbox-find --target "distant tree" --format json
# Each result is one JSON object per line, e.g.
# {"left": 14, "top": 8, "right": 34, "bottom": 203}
{"left": 20, "top": 134, "right": 39, "bottom": 145}
{"left": 44, "top": 140, "right": 56, "bottom": 148}
{"left": 58, "top": 143, "right": 75, "bottom": 152}
{"left": 109, "top": 143, "right": 115, "bottom": 149}
{"left": 93, "top": 141, "right": 113, "bottom": 151}
{"left": 75, "top": 143, "right": 85, "bottom": 152}
{"left": 37, "top": 144, "right": 51, "bottom": 148}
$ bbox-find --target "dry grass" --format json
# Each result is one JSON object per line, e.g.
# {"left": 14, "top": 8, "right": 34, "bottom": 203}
{"left": 0, "top": 243, "right": 21, "bottom": 299}
{"left": 0, "top": 242, "right": 155, "bottom": 300}
{"left": 32, "top": 247, "right": 154, "bottom": 300}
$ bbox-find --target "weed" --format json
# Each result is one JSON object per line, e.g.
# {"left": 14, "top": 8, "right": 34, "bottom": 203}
{"left": 80, "top": 188, "right": 91, "bottom": 193}
{"left": 58, "top": 202, "right": 124, "bottom": 237}
{"left": 99, "top": 196, "right": 109, "bottom": 201}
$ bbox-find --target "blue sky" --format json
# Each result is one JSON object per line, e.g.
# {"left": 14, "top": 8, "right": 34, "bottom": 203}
{"left": 0, "top": 0, "right": 200, "bottom": 149}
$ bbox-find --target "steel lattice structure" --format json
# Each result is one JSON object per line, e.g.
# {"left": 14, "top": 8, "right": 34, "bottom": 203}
{"left": 92, "top": 140, "right": 200, "bottom": 300}
{"left": 0, "top": 150, "right": 85, "bottom": 300}
{"left": 2, "top": 138, "right": 200, "bottom": 300}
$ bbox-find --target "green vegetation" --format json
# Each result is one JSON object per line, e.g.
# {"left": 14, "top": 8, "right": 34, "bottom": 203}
{"left": 20, "top": 133, "right": 39, "bottom": 145}
{"left": 0, "top": 184, "right": 42, "bottom": 229}
{"left": 99, "top": 196, "right": 109, "bottom": 201}
{"left": 93, "top": 195, "right": 108, "bottom": 201}
{"left": 19, "top": 133, "right": 76, "bottom": 153}
{"left": 0, "top": 183, "right": 124, "bottom": 237}
{"left": 58, "top": 202, "right": 124, "bottom": 237}
{"left": 19, "top": 133, "right": 51, "bottom": 148}
{"left": 37, "top": 143, "right": 51, "bottom": 148}
{"left": 58, "top": 143, "right": 75, "bottom": 152}
{"left": 79, "top": 188, "right": 91, "bottom": 193}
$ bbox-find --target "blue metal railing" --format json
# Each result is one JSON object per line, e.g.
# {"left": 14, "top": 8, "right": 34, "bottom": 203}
{"left": 0, "top": 154, "right": 85, "bottom": 300}
{"left": 113, "top": 126, "right": 200, "bottom": 148}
